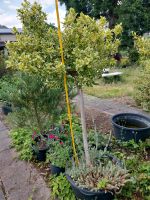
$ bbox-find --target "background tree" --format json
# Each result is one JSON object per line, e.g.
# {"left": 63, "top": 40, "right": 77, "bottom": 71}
{"left": 59, "top": 0, "right": 150, "bottom": 48}
{"left": 134, "top": 34, "right": 150, "bottom": 111}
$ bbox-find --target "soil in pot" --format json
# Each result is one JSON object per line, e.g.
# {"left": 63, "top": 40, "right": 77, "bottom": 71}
{"left": 50, "top": 164, "right": 65, "bottom": 176}
{"left": 66, "top": 175, "right": 114, "bottom": 200}
{"left": 112, "top": 113, "right": 150, "bottom": 142}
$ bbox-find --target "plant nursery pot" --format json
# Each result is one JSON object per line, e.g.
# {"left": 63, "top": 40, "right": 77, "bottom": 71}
{"left": 31, "top": 144, "right": 48, "bottom": 162}
{"left": 112, "top": 113, "right": 150, "bottom": 142}
{"left": 2, "top": 105, "right": 12, "bottom": 115}
{"left": 36, "top": 148, "right": 47, "bottom": 162}
{"left": 66, "top": 175, "right": 114, "bottom": 200}
{"left": 50, "top": 164, "right": 65, "bottom": 176}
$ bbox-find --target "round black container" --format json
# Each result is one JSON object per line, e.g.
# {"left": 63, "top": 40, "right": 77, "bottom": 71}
{"left": 66, "top": 175, "right": 114, "bottom": 200}
{"left": 2, "top": 105, "right": 12, "bottom": 115}
{"left": 36, "top": 149, "right": 47, "bottom": 162}
{"left": 51, "top": 164, "right": 65, "bottom": 176}
{"left": 112, "top": 113, "right": 150, "bottom": 142}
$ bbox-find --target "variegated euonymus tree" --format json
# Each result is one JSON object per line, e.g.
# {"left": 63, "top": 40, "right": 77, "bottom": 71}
{"left": 6, "top": 1, "right": 122, "bottom": 166}
{"left": 62, "top": 9, "right": 122, "bottom": 166}
{"left": 6, "top": 0, "right": 62, "bottom": 80}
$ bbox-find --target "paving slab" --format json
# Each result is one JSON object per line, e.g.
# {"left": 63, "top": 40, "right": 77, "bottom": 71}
{"left": 74, "top": 94, "right": 150, "bottom": 117}
{"left": 0, "top": 123, "right": 51, "bottom": 200}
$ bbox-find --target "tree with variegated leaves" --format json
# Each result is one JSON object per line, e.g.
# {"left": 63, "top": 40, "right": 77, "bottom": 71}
{"left": 62, "top": 9, "right": 122, "bottom": 165}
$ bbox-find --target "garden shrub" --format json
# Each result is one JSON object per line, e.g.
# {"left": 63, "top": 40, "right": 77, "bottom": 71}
{"left": 49, "top": 174, "right": 76, "bottom": 200}
{"left": 129, "top": 48, "right": 139, "bottom": 63}
{"left": 113, "top": 139, "right": 150, "bottom": 200}
{"left": 10, "top": 128, "right": 33, "bottom": 160}
{"left": 0, "top": 72, "right": 65, "bottom": 130}
{"left": 134, "top": 35, "right": 150, "bottom": 111}
{"left": 0, "top": 52, "right": 7, "bottom": 77}
{"left": 120, "top": 57, "right": 130, "bottom": 68}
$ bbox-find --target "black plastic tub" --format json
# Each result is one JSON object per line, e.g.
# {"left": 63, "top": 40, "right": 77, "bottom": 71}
{"left": 112, "top": 113, "right": 150, "bottom": 142}
{"left": 66, "top": 175, "right": 114, "bottom": 200}
{"left": 50, "top": 164, "right": 65, "bottom": 176}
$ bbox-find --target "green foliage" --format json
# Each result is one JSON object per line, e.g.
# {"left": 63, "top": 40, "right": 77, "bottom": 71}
{"left": 0, "top": 52, "right": 7, "bottom": 77}
{"left": 60, "top": 0, "right": 150, "bottom": 47}
{"left": 97, "top": 178, "right": 109, "bottom": 189}
{"left": 128, "top": 48, "right": 139, "bottom": 63}
{"left": 110, "top": 139, "right": 150, "bottom": 199}
{"left": 0, "top": 73, "right": 65, "bottom": 130}
{"left": 10, "top": 128, "right": 33, "bottom": 160}
{"left": 134, "top": 35, "right": 150, "bottom": 111}
{"left": 46, "top": 142, "right": 71, "bottom": 168}
{"left": 7, "top": 1, "right": 121, "bottom": 88}
{"left": 120, "top": 57, "right": 130, "bottom": 68}
{"left": 6, "top": 0, "right": 62, "bottom": 78}
{"left": 49, "top": 174, "right": 76, "bottom": 200}
{"left": 63, "top": 9, "right": 122, "bottom": 87}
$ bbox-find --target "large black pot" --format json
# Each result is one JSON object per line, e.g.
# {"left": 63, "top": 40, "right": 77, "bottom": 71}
{"left": 66, "top": 175, "right": 114, "bottom": 200}
{"left": 112, "top": 113, "right": 150, "bottom": 142}
{"left": 50, "top": 164, "right": 65, "bottom": 176}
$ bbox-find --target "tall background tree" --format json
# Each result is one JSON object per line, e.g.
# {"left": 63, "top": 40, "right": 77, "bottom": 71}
{"left": 59, "top": 0, "right": 150, "bottom": 48}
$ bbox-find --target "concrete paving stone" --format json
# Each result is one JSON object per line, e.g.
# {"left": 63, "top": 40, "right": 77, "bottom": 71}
{"left": 0, "top": 120, "right": 51, "bottom": 200}
{"left": 74, "top": 94, "right": 150, "bottom": 117}
{"left": 0, "top": 186, "right": 5, "bottom": 200}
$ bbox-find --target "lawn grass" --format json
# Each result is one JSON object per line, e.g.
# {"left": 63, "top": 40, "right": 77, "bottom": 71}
{"left": 84, "top": 66, "right": 140, "bottom": 99}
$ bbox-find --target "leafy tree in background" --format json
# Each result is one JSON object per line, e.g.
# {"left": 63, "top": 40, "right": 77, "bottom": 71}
{"left": 134, "top": 34, "right": 150, "bottom": 111}
{"left": 59, "top": 0, "right": 150, "bottom": 47}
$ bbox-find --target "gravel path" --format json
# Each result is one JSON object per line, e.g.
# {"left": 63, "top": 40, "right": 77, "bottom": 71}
{"left": 0, "top": 120, "right": 50, "bottom": 200}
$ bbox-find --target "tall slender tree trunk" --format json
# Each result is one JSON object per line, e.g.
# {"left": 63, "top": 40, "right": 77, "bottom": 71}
{"left": 78, "top": 87, "right": 91, "bottom": 166}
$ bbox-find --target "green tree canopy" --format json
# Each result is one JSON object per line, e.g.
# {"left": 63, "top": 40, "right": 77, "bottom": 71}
{"left": 59, "top": 0, "right": 150, "bottom": 47}
{"left": 63, "top": 9, "right": 122, "bottom": 87}
{"left": 6, "top": 0, "right": 61, "bottom": 79}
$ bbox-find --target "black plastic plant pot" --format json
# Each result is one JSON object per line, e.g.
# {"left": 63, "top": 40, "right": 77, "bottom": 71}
{"left": 112, "top": 113, "right": 150, "bottom": 142}
{"left": 66, "top": 175, "right": 114, "bottom": 200}
{"left": 2, "top": 105, "right": 12, "bottom": 115}
{"left": 51, "top": 164, "right": 65, "bottom": 176}
{"left": 36, "top": 148, "right": 47, "bottom": 162}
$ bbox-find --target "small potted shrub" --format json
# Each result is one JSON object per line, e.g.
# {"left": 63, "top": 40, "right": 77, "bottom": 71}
{"left": 47, "top": 141, "right": 71, "bottom": 176}
{"left": 32, "top": 132, "right": 49, "bottom": 162}
{"left": 66, "top": 150, "right": 131, "bottom": 200}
